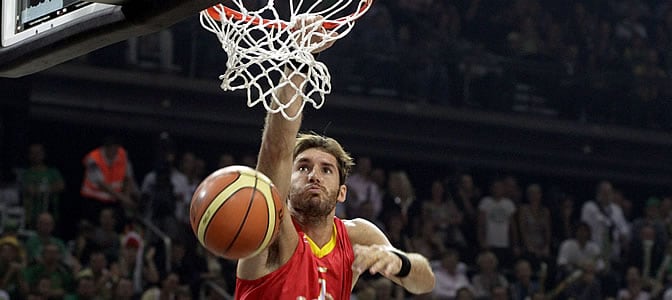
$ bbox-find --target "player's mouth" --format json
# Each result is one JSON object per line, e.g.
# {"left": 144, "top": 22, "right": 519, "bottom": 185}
{"left": 306, "top": 184, "right": 323, "bottom": 193}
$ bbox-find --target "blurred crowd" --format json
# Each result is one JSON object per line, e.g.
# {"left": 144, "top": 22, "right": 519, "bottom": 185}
{"left": 344, "top": 157, "right": 672, "bottom": 300}
{"left": 86, "top": 0, "right": 672, "bottom": 131}
{"left": 0, "top": 136, "right": 239, "bottom": 299}
{"left": 0, "top": 133, "right": 671, "bottom": 300}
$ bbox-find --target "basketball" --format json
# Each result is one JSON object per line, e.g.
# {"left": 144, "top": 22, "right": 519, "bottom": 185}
{"left": 190, "top": 165, "right": 283, "bottom": 259}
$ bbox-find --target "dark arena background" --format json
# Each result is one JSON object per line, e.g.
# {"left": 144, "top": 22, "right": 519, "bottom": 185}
{"left": 1, "top": 0, "right": 672, "bottom": 299}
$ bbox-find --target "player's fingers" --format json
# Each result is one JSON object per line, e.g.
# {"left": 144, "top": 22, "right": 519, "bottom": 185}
{"left": 381, "top": 259, "right": 401, "bottom": 277}
{"left": 325, "top": 293, "right": 334, "bottom": 300}
{"left": 310, "top": 26, "right": 332, "bottom": 52}
{"left": 352, "top": 255, "right": 373, "bottom": 274}
{"left": 352, "top": 245, "right": 377, "bottom": 273}
{"left": 291, "top": 15, "right": 324, "bottom": 31}
{"left": 367, "top": 256, "right": 390, "bottom": 275}
{"left": 369, "top": 251, "right": 400, "bottom": 276}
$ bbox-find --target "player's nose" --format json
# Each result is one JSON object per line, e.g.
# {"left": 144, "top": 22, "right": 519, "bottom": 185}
{"left": 308, "top": 169, "right": 321, "bottom": 182}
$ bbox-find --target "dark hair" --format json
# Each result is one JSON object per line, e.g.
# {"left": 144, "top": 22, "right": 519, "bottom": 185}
{"left": 294, "top": 133, "right": 354, "bottom": 185}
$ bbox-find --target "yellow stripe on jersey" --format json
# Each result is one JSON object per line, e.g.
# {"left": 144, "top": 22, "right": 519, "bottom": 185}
{"left": 305, "top": 223, "right": 337, "bottom": 258}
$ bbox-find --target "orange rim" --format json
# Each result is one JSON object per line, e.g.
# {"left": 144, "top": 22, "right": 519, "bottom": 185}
{"left": 205, "top": 0, "right": 374, "bottom": 30}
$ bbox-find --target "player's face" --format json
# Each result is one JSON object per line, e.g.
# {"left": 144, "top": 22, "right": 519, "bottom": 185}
{"left": 290, "top": 148, "right": 346, "bottom": 219}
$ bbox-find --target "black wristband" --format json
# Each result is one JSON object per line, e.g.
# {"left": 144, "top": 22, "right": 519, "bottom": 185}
{"left": 391, "top": 250, "right": 411, "bottom": 278}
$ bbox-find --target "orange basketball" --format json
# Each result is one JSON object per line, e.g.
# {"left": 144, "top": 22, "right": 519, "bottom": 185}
{"left": 190, "top": 165, "right": 283, "bottom": 259}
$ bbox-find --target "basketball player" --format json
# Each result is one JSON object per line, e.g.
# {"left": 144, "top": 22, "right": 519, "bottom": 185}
{"left": 235, "top": 17, "right": 436, "bottom": 299}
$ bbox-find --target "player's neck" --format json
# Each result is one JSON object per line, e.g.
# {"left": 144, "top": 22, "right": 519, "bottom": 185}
{"left": 297, "top": 216, "right": 334, "bottom": 247}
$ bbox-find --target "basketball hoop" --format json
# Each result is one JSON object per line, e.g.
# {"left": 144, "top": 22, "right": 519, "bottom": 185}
{"left": 200, "top": 0, "right": 374, "bottom": 120}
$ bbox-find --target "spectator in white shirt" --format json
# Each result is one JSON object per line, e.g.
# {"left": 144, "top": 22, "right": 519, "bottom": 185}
{"left": 431, "top": 248, "right": 472, "bottom": 299}
{"left": 557, "top": 222, "right": 605, "bottom": 275}
{"left": 580, "top": 180, "right": 630, "bottom": 263}
{"left": 478, "top": 179, "right": 517, "bottom": 268}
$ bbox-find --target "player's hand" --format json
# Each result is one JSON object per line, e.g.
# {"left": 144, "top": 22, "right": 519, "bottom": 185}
{"left": 292, "top": 15, "right": 336, "bottom": 54}
{"left": 352, "top": 244, "right": 403, "bottom": 278}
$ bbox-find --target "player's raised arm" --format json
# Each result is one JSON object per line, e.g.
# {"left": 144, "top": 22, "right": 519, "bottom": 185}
{"left": 238, "top": 15, "right": 335, "bottom": 279}
{"left": 257, "top": 15, "right": 335, "bottom": 201}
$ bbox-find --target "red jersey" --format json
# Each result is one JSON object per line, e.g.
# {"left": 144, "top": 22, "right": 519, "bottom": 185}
{"left": 235, "top": 217, "right": 354, "bottom": 300}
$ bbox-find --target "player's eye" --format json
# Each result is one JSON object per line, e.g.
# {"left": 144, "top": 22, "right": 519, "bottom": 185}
{"left": 323, "top": 167, "right": 333, "bottom": 174}
{"left": 298, "top": 166, "right": 309, "bottom": 172}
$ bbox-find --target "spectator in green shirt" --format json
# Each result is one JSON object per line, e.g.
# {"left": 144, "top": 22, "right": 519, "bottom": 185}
{"left": 21, "top": 243, "right": 74, "bottom": 298}
{"left": 25, "top": 213, "right": 69, "bottom": 265}
{"left": 21, "top": 143, "right": 65, "bottom": 230}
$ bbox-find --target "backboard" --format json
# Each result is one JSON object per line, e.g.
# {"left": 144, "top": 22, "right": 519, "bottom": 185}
{"left": 1, "top": 0, "right": 113, "bottom": 47}
{"left": 0, "top": 0, "right": 220, "bottom": 78}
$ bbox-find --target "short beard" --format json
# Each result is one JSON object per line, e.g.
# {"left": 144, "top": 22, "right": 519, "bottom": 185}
{"left": 289, "top": 190, "right": 338, "bottom": 226}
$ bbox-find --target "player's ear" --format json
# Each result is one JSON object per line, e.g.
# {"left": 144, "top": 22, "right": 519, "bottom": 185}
{"left": 337, "top": 184, "right": 347, "bottom": 203}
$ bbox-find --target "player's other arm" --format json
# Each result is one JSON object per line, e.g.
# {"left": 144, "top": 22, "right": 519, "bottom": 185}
{"left": 346, "top": 218, "right": 435, "bottom": 294}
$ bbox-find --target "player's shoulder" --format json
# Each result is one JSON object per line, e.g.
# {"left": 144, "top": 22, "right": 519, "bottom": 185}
{"left": 342, "top": 218, "right": 389, "bottom": 246}
{"left": 342, "top": 218, "right": 372, "bottom": 232}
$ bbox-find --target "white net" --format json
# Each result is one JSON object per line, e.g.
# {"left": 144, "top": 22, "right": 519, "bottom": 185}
{"left": 200, "top": 0, "right": 372, "bottom": 120}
